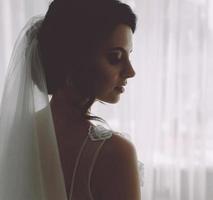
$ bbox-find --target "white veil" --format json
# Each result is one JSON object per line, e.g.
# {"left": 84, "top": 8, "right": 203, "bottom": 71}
{"left": 0, "top": 16, "right": 67, "bottom": 200}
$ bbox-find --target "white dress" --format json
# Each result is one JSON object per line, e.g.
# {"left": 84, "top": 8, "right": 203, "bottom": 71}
{"left": 69, "top": 124, "right": 144, "bottom": 200}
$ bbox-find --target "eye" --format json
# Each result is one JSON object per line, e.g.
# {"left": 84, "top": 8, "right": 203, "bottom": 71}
{"left": 107, "top": 51, "right": 123, "bottom": 65}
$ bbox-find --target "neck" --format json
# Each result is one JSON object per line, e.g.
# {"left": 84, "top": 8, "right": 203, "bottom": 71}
{"left": 50, "top": 87, "right": 90, "bottom": 124}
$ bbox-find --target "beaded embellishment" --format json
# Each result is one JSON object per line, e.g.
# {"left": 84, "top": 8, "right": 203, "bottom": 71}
{"left": 88, "top": 124, "right": 144, "bottom": 186}
{"left": 88, "top": 125, "right": 113, "bottom": 141}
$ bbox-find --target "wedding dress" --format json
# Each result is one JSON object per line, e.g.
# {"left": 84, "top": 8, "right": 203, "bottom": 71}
{"left": 36, "top": 108, "right": 144, "bottom": 200}
{"left": 0, "top": 15, "right": 144, "bottom": 200}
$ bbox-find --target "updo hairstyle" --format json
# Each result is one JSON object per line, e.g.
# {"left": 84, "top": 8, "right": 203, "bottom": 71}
{"left": 37, "top": 0, "right": 137, "bottom": 119}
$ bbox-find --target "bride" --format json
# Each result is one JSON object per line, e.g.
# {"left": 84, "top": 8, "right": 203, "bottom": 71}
{"left": 0, "top": 0, "right": 143, "bottom": 199}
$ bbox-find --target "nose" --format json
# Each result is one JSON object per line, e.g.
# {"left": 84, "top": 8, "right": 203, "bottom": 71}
{"left": 123, "top": 61, "right": 136, "bottom": 79}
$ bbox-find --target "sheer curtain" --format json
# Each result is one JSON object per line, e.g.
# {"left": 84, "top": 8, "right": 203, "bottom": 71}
{"left": 93, "top": 0, "right": 213, "bottom": 200}
{"left": 0, "top": 0, "right": 213, "bottom": 200}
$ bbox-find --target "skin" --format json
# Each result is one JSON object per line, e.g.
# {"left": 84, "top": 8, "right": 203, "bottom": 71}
{"left": 94, "top": 24, "right": 136, "bottom": 103}
{"left": 50, "top": 24, "right": 136, "bottom": 129}
{"left": 48, "top": 24, "right": 138, "bottom": 199}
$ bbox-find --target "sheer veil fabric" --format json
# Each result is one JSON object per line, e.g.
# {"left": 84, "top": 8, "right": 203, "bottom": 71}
{"left": 0, "top": 15, "right": 144, "bottom": 200}
{"left": 0, "top": 16, "right": 68, "bottom": 200}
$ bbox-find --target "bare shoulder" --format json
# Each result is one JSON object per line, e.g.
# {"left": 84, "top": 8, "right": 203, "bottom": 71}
{"left": 90, "top": 133, "right": 141, "bottom": 200}
{"left": 103, "top": 132, "right": 137, "bottom": 158}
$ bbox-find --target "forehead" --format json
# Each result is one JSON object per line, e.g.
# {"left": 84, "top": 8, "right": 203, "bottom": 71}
{"left": 102, "top": 24, "right": 133, "bottom": 52}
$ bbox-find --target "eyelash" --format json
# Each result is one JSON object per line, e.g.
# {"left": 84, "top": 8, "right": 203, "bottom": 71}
{"left": 107, "top": 52, "right": 123, "bottom": 65}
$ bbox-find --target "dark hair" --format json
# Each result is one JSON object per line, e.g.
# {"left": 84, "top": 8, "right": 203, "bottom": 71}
{"left": 37, "top": 0, "right": 137, "bottom": 121}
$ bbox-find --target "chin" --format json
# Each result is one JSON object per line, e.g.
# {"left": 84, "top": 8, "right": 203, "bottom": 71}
{"left": 107, "top": 98, "right": 120, "bottom": 104}
{"left": 96, "top": 89, "right": 123, "bottom": 104}
{"left": 97, "top": 95, "right": 120, "bottom": 104}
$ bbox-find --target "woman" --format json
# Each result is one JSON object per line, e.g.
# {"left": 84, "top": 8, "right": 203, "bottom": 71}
{"left": 0, "top": 0, "right": 143, "bottom": 199}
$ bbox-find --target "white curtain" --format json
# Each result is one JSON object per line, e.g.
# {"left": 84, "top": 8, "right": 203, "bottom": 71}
{"left": 93, "top": 0, "right": 213, "bottom": 200}
{"left": 0, "top": 0, "right": 213, "bottom": 200}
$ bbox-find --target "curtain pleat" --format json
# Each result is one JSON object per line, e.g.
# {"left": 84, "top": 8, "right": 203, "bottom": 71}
{"left": 1, "top": 0, "right": 213, "bottom": 200}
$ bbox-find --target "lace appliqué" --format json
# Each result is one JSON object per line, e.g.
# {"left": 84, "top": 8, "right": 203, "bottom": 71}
{"left": 138, "top": 160, "right": 144, "bottom": 187}
{"left": 88, "top": 125, "right": 113, "bottom": 141}
{"left": 88, "top": 125, "right": 144, "bottom": 187}
{"left": 114, "top": 133, "right": 145, "bottom": 187}
{"left": 113, "top": 133, "right": 145, "bottom": 186}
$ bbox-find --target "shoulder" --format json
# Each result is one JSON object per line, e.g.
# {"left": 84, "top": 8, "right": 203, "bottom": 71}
{"left": 98, "top": 132, "right": 139, "bottom": 174}
{"left": 90, "top": 132, "right": 141, "bottom": 200}
{"left": 103, "top": 132, "right": 137, "bottom": 157}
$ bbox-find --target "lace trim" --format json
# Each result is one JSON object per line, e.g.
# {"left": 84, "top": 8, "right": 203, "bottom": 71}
{"left": 88, "top": 124, "right": 144, "bottom": 187}
{"left": 88, "top": 125, "right": 113, "bottom": 141}
{"left": 138, "top": 161, "right": 144, "bottom": 187}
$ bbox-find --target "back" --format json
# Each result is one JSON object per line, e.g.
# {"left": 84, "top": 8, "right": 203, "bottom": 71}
{"left": 69, "top": 124, "right": 142, "bottom": 200}
{"left": 36, "top": 109, "right": 143, "bottom": 200}
{"left": 90, "top": 131, "right": 142, "bottom": 200}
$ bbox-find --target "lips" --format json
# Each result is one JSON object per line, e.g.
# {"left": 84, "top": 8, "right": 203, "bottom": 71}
{"left": 114, "top": 80, "right": 127, "bottom": 93}
{"left": 118, "top": 80, "right": 127, "bottom": 87}
{"left": 114, "top": 86, "right": 125, "bottom": 93}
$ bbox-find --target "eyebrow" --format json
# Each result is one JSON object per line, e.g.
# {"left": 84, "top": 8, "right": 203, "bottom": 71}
{"left": 107, "top": 47, "right": 133, "bottom": 54}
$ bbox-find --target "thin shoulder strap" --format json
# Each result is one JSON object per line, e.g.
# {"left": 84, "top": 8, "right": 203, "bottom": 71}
{"left": 69, "top": 136, "right": 107, "bottom": 200}
{"left": 88, "top": 139, "right": 106, "bottom": 199}
{"left": 69, "top": 135, "right": 89, "bottom": 200}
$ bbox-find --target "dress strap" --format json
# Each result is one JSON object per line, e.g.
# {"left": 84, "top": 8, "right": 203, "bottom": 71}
{"left": 88, "top": 124, "right": 113, "bottom": 141}
{"left": 68, "top": 134, "right": 89, "bottom": 200}
{"left": 69, "top": 124, "right": 112, "bottom": 200}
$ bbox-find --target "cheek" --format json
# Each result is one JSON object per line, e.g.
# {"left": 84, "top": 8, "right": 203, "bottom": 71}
{"left": 95, "top": 65, "right": 119, "bottom": 91}
{"left": 101, "top": 67, "right": 118, "bottom": 86}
